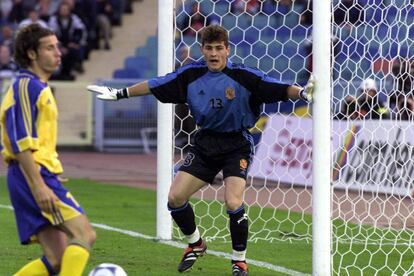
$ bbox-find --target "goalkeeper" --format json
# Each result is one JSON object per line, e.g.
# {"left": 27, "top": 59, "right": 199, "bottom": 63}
{"left": 88, "top": 24, "right": 314, "bottom": 276}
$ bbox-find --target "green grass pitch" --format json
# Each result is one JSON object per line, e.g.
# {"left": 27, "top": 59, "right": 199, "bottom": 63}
{"left": 0, "top": 177, "right": 413, "bottom": 275}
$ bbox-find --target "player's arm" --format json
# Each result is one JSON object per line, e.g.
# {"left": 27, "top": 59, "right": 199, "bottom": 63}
{"left": 87, "top": 80, "right": 151, "bottom": 100}
{"left": 287, "top": 85, "right": 304, "bottom": 100}
{"left": 88, "top": 65, "right": 192, "bottom": 102}
{"left": 15, "top": 150, "right": 58, "bottom": 213}
{"left": 288, "top": 75, "right": 315, "bottom": 102}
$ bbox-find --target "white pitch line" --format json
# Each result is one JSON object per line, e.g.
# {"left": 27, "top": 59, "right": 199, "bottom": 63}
{"left": 0, "top": 204, "right": 309, "bottom": 276}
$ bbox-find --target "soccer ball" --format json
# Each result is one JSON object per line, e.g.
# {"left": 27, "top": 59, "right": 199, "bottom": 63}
{"left": 88, "top": 263, "right": 127, "bottom": 276}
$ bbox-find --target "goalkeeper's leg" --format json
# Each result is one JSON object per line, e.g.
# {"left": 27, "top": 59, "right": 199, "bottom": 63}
{"left": 168, "top": 171, "right": 208, "bottom": 272}
{"left": 225, "top": 177, "right": 249, "bottom": 276}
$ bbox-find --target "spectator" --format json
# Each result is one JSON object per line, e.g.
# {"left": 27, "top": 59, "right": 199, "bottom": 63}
{"left": 391, "top": 58, "right": 414, "bottom": 120}
{"left": 96, "top": 0, "right": 113, "bottom": 50}
{"left": 48, "top": 1, "right": 87, "bottom": 80}
{"left": 67, "top": 0, "right": 99, "bottom": 56}
{"left": 7, "top": 0, "right": 26, "bottom": 24}
{"left": 300, "top": 0, "right": 312, "bottom": 26}
{"left": 178, "top": 3, "right": 209, "bottom": 37}
{"left": 18, "top": 8, "right": 49, "bottom": 29}
{"left": 231, "top": 0, "right": 260, "bottom": 15}
{"left": 334, "top": 95, "right": 360, "bottom": 120}
{"left": 277, "top": 0, "right": 293, "bottom": 15}
{"left": 108, "top": 0, "right": 124, "bottom": 26}
{"left": 357, "top": 78, "right": 388, "bottom": 120}
{"left": 0, "top": 44, "right": 17, "bottom": 79}
{"left": 36, "top": 0, "right": 55, "bottom": 22}
{"left": 0, "top": 24, "right": 14, "bottom": 53}
{"left": 0, "top": 1, "right": 13, "bottom": 22}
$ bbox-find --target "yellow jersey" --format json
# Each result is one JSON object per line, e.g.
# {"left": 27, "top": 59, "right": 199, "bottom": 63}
{"left": 0, "top": 69, "right": 63, "bottom": 174}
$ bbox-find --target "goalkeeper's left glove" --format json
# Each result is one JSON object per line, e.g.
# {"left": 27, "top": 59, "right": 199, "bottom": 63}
{"left": 87, "top": 85, "right": 129, "bottom": 101}
{"left": 299, "top": 75, "right": 315, "bottom": 102}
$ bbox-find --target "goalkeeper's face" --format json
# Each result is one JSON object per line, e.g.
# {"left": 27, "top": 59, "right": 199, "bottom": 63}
{"left": 201, "top": 41, "right": 230, "bottom": 72}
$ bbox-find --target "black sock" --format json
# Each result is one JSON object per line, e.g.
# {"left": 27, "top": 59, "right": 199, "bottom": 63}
{"left": 168, "top": 201, "right": 196, "bottom": 236}
{"left": 228, "top": 205, "right": 248, "bottom": 252}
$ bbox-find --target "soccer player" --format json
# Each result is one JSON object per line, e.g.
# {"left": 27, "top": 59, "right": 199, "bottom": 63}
{"left": 0, "top": 24, "right": 96, "bottom": 276}
{"left": 88, "top": 25, "right": 314, "bottom": 276}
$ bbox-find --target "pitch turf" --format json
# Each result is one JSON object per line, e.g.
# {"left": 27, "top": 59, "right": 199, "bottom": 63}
{"left": 0, "top": 177, "right": 413, "bottom": 275}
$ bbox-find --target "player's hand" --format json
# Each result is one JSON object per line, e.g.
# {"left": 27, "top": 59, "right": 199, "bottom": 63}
{"left": 299, "top": 75, "right": 315, "bottom": 102}
{"left": 87, "top": 85, "right": 129, "bottom": 101}
{"left": 32, "top": 184, "right": 59, "bottom": 214}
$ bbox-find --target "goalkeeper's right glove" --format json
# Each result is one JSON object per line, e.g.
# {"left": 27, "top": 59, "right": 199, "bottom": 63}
{"left": 299, "top": 75, "right": 315, "bottom": 103}
{"left": 87, "top": 85, "right": 129, "bottom": 100}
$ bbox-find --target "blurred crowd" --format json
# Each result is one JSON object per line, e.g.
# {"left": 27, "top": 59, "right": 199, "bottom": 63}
{"left": 334, "top": 59, "right": 414, "bottom": 121}
{"left": 0, "top": 0, "right": 135, "bottom": 81}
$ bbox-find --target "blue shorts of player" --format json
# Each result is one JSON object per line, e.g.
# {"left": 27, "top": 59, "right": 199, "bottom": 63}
{"left": 7, "top": 162, "right": 84, "bottom": 245}
{"left": 179, "top": 129, "right": 254, "bottom": 183}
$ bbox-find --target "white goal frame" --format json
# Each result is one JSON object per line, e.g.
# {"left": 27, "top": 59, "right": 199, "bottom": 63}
{"left": 156, "top": 0, "right": 332, "bottom": 274}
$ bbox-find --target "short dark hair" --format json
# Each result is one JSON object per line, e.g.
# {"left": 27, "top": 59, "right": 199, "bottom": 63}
{"left": 200, "top": 25, "right": 229, "bottom": 47}
{"left": 13, "top": 24, "right": 55, "bottom": 68}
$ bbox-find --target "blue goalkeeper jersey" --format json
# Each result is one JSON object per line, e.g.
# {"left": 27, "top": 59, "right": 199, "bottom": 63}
{"left": 148, "top": 60, "right": 290, "bottom": 132}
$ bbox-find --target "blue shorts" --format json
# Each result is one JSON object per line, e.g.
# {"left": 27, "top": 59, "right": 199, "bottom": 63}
{"left": 7, "top": 163, "right": 84, "bottom": 245}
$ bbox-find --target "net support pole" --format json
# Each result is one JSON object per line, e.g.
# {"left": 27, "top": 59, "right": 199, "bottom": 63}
{"left": 312, "top": 0, "right": 332, "bottom": 275}
{"left": 156, "top": 0, "right": 174, "bottom": 240}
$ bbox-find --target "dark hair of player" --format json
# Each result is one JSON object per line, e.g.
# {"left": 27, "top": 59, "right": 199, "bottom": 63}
{"left": 13, "top": 23, "right": 56, "bottom": 68}
{"left": 200, "top": 25, "right": 229, "bottom": 47}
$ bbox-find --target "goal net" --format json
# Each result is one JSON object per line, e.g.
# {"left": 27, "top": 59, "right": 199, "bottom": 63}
{"left": 173, "top": 0, "right": 414, "bottom": 274}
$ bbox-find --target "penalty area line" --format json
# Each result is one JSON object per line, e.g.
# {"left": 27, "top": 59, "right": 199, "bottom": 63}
{"left": 0, "top": 204, "right": 309, "bottom": 276}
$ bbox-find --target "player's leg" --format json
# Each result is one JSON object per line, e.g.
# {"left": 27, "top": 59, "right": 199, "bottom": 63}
{"left": 224, "top": 177, "right": 249, "bottom": 276}
{"left": 168, "top": 170, "right": 208, "bottom": 272}
{"left": 59, "top": 214, "right": 96, "bottom": 276}
{"left": 14, "top": 226, "right": 67, "bottom": 276}
{"left": 37, "top": 167, "right": 96, "bottom": 276}
{"left": 222, "top": 141, "right": 252, "bottom": 276}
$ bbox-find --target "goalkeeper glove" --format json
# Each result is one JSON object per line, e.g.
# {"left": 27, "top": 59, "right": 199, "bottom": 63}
{"left": 87, "top": 85, "right": 129, "bottom": 100}
{"left": 299, "top": 75, "right": 315, "bottom": 102}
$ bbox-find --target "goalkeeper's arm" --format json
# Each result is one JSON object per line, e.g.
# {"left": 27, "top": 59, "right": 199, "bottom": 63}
{"left": 287, "top": 75, "right": 315, "bottom": 102}
{"left": 87, "top": 80, "right": 151, "bottom": 101}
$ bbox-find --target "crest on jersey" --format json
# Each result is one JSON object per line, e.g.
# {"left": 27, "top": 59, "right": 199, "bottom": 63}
{"left": 225, "top": 87, "right": 235, "bottom": 100}
{"left": 239, "top": 159, "right": 248, "bottom": 171}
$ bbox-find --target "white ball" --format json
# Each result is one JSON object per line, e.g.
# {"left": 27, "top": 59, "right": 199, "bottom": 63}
{"left": 88, "top": 263, "right": 127, "bottom": 276}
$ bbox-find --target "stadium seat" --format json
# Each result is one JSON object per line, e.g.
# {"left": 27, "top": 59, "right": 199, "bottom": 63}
{"left": 244, "top": 27, "right": 259, "bottom": 44}
{"left": 275, "top": 26, "right": 291, "bottom": 43}
{"left": 182, "top": 35, "right": 198, "bottom": 46}
{"left": 282, "top": 41, "right": 299, "bottom": 57}
{"left": 146, "top": 36, "right": 158, "bottom": 48}
{"left": 135, "top": 46, "right": 157, "bottom": 57}
{"left": 234, "top": 41, "right": 250, "bottom": 58}
{"left": 283, "top": 13, "right": 300, "bottom": 28}
{"left": 252, "top": 15, "right": 269, "bottom": 30}
{"left": 113, "top": 68, "right": 142, "bottom": 79}
{"left": 124, "top": 56, "right": 152, "bottom": 72}
{"left": 262, "top": 2, "right": 276, "bottom": 15}
{"left": 221, "top": 14, "right": 237, "bottom": 29}
{"left": 199, "top": 0, "right": 214, "bottom": 14}
{"left": 258, "top": 56, "right": 273, "bottom": 73}
{"left": 251, "top": 41, "right": 267, "bottom": 58}
{"left": 214, "top": 2, "right": 230, "bottom": 16}
{"left": 229, "top": 28, "right": 244, "bottom": 44}
{"left": 236, "top": 14, "right": 252, "bottom": 29}
{"left": 267, "top": 40, "right": 283, "bottom": 58}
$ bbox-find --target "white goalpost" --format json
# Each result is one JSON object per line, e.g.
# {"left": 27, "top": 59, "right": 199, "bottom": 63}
{"left": 311, "top": 0, "right": 331, "bottom": 274}
{"left": 157, "top": 0, "right": 414, "bottom": 274}
{"left": 156, "top": 0, "right": 174, "bottom": 240}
